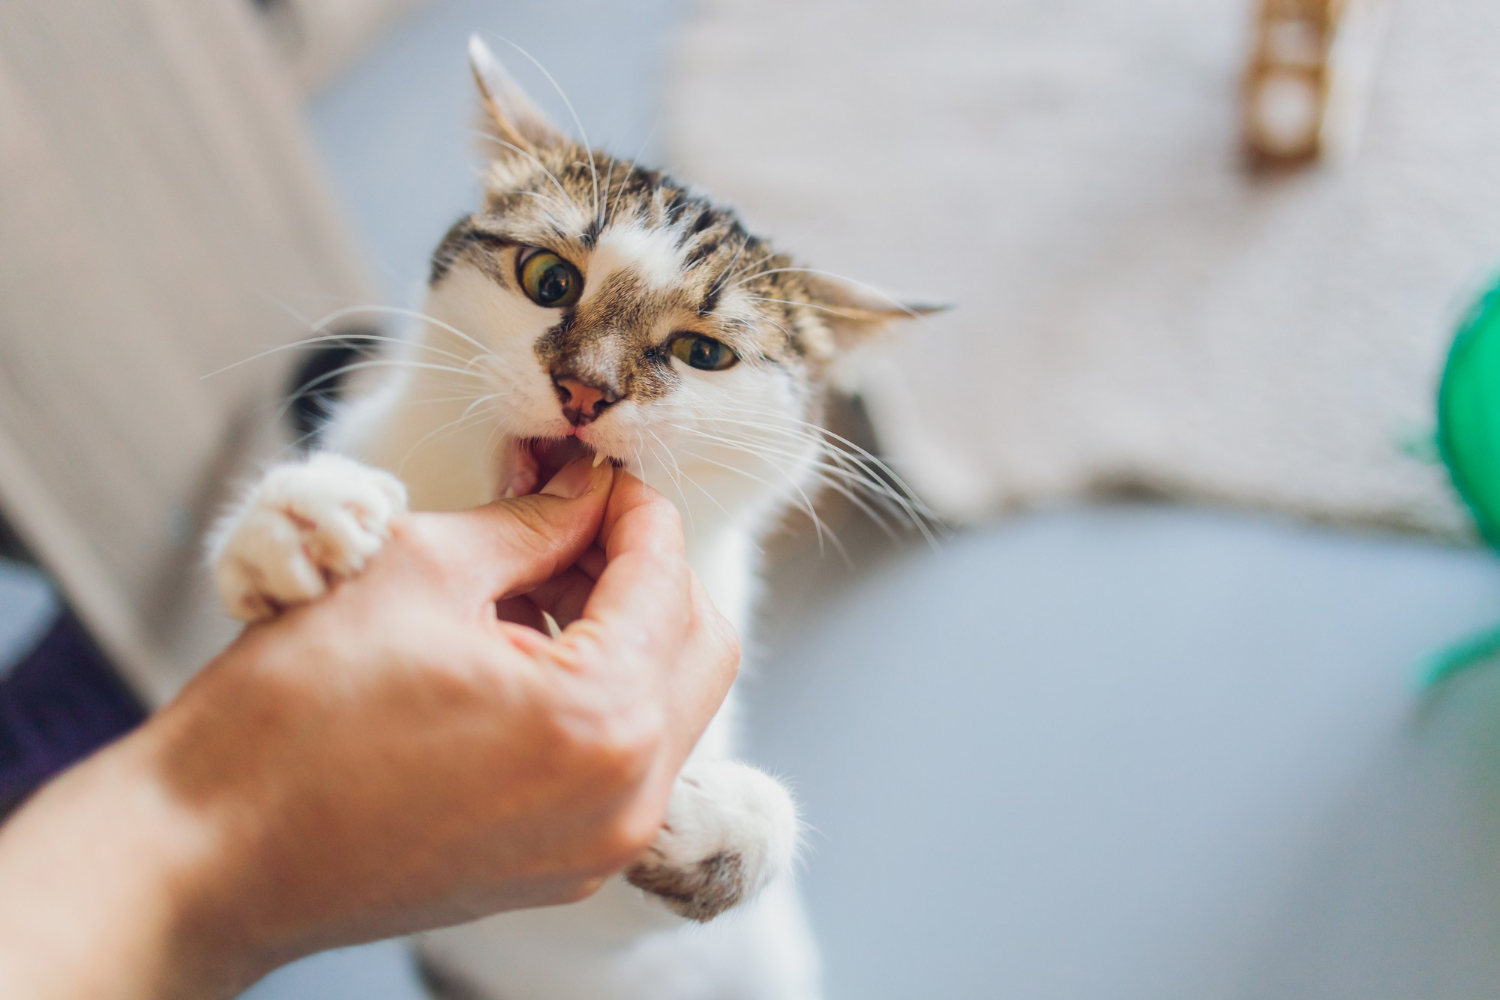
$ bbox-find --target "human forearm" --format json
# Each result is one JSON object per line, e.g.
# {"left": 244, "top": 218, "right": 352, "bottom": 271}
{"left": 0, "top": 468, "right": 737, "bottom": 996}
{"left": 0, "top": 729, "right": 250, "bottom": 1000}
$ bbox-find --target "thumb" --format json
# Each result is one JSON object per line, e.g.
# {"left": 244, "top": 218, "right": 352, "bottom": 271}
{"left": 453, "top": 457, "right": 615, "bottom": 600}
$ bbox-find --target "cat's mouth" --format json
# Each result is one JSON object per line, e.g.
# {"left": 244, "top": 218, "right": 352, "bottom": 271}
{"left": 499, "top": 436, "right": 621, "bottom": 498}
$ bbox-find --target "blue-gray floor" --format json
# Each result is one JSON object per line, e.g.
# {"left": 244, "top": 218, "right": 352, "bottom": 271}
{"left": 243, "top": 1, "right": 1500, "bottom": 996}
{"left": 746, "top": 505, "right": 1500, "bottom": 999}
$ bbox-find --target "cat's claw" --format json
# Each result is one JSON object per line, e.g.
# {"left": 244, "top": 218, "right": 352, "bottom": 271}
{"left": 211, "top": 453, "right": 407, "bottom": 621}
{"left": 626, "top": 761, "right": 798, "bottom": 922}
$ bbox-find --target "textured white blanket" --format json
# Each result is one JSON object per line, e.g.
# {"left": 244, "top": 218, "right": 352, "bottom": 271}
{"left": 668, "top": 0, "right": 1500, "bottom": 537}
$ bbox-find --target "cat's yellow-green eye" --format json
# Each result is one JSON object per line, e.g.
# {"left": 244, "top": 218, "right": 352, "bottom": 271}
{"left": 670, "top": 334, "right": 738, "bottom": 372}
{"left": 518, "top": 250, "right": 582, "bottom": 308}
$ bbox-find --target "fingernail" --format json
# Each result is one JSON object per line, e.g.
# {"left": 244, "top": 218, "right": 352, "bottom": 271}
{"left": 540, "top": 457, "right": 600, "bottom": 499}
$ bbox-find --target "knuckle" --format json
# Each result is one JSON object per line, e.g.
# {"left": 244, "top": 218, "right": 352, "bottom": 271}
{"left": 651, "top": 497, "right": 684, "bottom": 537}
{"left": 501, "top": 499, "right": 562, "bottom": 553}
{"left": 718, "top": 619, "right": 743, "bottom": 676}
{"left": 386, "top": 514, "right": 446, "bottom": 564}
{"left": 637, "top": 549, "right": 691, "bottom": 597}
{"left": 594, "top": 808, "right": 662, "bottom": 869}
{"left": 573, "top": 702, "right": 665, "bottom": 787}
{"left": 556, "top": 877, "right": 609, "bottom": 905}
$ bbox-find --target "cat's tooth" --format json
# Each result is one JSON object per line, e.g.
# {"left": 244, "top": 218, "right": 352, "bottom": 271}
{"left": 503, "top": 486, "right": 517, "bottom": 499}
{"left": 541, "top": 610, "right": 563, "bottom": 640}
{"left": 592, "top": 450, "right": 606, "bottom": 468}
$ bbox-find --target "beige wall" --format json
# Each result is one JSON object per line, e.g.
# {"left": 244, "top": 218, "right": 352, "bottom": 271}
{"left": 0, "top": 0, "right": 374, "bottom": 701}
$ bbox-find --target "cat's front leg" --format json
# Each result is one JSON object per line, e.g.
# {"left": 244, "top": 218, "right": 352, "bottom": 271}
{"left": 210, "top": 453, "right": 408, "bottom": 621}
{"left": 626, "top": 759, "right": 799, "bottom": 922}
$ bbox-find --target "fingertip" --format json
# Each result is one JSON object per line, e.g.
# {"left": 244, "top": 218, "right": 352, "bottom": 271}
{"left": 600, "top": 475, "right": 684, "bottom": 560}
{"left": 540, "top": 456, "right": 614, "bottom": 500}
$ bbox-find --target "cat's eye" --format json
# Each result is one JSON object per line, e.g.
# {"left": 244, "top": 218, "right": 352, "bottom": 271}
{"left": 670, "top": 334, "right": 738, "bottom": 371}
{"left": 518, "top": 250, "right": 582, "bottom": 308}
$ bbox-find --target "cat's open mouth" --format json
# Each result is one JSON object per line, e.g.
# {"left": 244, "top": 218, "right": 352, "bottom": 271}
{"left": 500, "top": 437, "right": 621, "bottom": 498}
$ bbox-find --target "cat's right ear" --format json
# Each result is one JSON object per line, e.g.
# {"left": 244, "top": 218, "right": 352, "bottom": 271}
{"left": 468, "top": 35, "right": 567, "bottom": 154}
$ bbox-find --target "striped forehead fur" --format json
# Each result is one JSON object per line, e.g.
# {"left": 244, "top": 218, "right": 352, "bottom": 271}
{"left": 428, "top": 139, "right": 856, "bottom": 374}
{"left": 590, "top": 223, "right": 685, "bottom": 296}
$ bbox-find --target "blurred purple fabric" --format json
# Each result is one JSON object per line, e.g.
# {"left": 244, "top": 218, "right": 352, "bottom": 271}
{"left": 0, "top": 610, "right": 145, "bottom": 817}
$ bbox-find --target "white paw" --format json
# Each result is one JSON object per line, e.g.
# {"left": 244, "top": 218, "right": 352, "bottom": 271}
{"left": 211, "top": 453, "right": 407, "bottom": 621}
{"left": 626, "top": 760, "right": 799, "bottom": 922}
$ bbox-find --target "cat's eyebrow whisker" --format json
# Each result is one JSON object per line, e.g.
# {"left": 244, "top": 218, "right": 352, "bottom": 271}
{"left": 613, "top": 111, "right": 661, "bottom": 229}
{"left": 739, "top": 295, "right": 877, "bottom": 324}
{"left": 517, "top": 189, "right": 576, "bottom": 226}
{"left": 598, "top": 156, "right": 617, "bottom": 233}
{"left": 470, "top": 130, "right": 581, "bottom": 216}
{"left": 487, "top": 35, "right": 601, "bottom": 224}
{"left": 706, "top": 236, "right": 750, "bottom": 296}
{"left": 737, "top": 267, "right": 939, "bottom": 326}
{"left": 715, "top": 240, "right": 773, "bottom": 295}
{"left": 721, "top": 259, "right": 788, "bottom": 291}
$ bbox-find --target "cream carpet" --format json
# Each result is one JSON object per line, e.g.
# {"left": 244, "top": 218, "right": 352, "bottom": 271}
{"left": 667, "top": 0, "right": 1500, "bottom": 537}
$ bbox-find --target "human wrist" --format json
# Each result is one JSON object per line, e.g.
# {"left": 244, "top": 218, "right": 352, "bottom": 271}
{"left": 0, "top": 716, "right": 266, "bottom": 1000}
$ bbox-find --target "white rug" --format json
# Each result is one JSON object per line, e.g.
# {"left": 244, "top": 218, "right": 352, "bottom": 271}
{"left": 667, "top": 0, "right": 1500, "bottom": 537}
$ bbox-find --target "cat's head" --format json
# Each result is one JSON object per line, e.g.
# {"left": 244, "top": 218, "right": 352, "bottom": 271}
{"left": 420, "top": 37, "right": 935, "bottom": 530}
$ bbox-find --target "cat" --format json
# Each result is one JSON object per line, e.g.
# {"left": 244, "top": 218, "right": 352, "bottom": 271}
{"left": 210, "top": 36, "right": 933, "bottom": 1000}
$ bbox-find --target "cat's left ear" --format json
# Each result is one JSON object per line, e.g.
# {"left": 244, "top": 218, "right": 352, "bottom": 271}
{"left": 801, "top": 271, "right": 950, "bottom": 348}
{"left": 468, "top": 35, "right": 568, "bottom": 153}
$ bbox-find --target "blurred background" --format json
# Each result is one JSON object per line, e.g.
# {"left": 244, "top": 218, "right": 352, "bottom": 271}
{"left": 6, "top": 1, "right": 1500, "bottom": 998}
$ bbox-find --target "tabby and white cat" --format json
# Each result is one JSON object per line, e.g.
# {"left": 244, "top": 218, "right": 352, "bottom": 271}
{"left": 211, "top": 37, "right": 930, "bottom": 1000}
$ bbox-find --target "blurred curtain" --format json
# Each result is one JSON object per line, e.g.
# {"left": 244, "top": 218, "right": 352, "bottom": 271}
{"left": 0, "top": 0, "right": 372, "bottom": 702}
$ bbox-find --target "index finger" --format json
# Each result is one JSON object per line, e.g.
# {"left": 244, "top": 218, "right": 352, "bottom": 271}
{"left": 396, "top": 458, "right": 614, "bottom": 604}
{"left": 571, "top": 474, "right": 691, "bottom": 672}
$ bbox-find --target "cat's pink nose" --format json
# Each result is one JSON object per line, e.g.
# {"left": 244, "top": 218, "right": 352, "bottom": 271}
{"left": 554, "top": 376, "right": 619, "bottom": 427}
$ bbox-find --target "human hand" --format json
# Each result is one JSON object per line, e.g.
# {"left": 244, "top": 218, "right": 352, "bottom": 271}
{"left": 0, "top": 458, "right": 739, "bottom": 1000}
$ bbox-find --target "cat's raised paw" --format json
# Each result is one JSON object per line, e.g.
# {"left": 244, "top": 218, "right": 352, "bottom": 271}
{"left": 626, "top": 761, "right": 798, "bottom": 923}
{"left": 211, "top": 453, "right": 407, "bottom": 621}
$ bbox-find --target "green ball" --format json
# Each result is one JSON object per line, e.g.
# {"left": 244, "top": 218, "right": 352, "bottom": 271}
{"left": 1438, "top": 280, "right": 1500, "bottom": 548}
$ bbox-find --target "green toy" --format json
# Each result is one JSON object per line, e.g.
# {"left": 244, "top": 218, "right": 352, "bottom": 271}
{"left": 1422, "top": 278, "right": 1500, "bottom": 686}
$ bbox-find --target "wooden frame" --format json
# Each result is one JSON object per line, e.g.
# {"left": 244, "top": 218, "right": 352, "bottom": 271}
{"left": 1243, "top": 0, "right": 1386, "bottom": 166}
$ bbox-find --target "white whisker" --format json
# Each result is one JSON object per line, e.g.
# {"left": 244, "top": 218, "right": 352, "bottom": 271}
{"left": 488, "top": 36, "right": 600, "bottom": 227}
{"left": 274, "top": 358, "right": 490, "bottom": 426}
{"left": 733, "top": 267, "right": 936, "bottom": 323}
{"left": 396, "top": 393, "right": 510, "bottom": 474}
{"left": 471, "top": 129, "right": 581, "bottom": 216}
